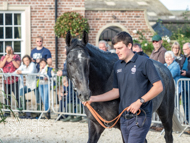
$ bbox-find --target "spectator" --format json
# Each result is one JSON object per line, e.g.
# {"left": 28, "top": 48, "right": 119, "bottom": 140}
{"left": 30, "top": 36, "right": 52, "bottom": 117}
{"left": 38, "top": 58, "right": 53, "bottom": 119}
{"left": 30, "top": 36, "right": 52, "bottom": 71}
{"left": 59, "top": 77, "right": 82, "bottom": 122}
{"left": 98, "top": 40, "right": 110, "bottom": 51}
{"left": 0, "top": 45, "right": 21, "bottom": 117}
{"left": 164, "top": 51, "right": 180, "bottom": 86}
{"left": 15, "top": 55, "right": 37, "bottom": 118}
{"left": 179, "top": 43, "right": 190, "bottom": 123}
{"left": 171, "top": 41, "right": 185, "bottom": 69}
{"left": 57, "top": 48, "right": 83, "bottom": 122}
{"left": 132, "top": 43, "right": 149, "bottom": 58}
{"left": 150, "top": 35, "right": 167, "bottom": 64}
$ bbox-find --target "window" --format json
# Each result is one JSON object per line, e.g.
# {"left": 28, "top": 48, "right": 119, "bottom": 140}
{"left": 0, "top": 12, "right": 23, "bottom": 59}
{"left": 99, "top": 26, "right": 122, "bottom": 49}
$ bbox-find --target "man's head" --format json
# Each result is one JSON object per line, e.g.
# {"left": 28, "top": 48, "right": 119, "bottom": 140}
{"left": 183, "top": 43, "right": 190, "bottom": 57}
{"left": 132, "top": 43, "right": 142, "bottom": 52}
{"left": 36, "top": 36, "right": 43, "bottom": 47}
{"left": 112, "top": 31, "right": 133, "bottom": 62}
{"left": 98, "top": 40, "right": 109, "bottom": 51}
{"left": 152, "top": 35, "right": 163, "bottom": 50}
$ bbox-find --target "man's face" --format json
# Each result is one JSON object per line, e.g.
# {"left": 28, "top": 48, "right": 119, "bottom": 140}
{"left": 152, "top": 40, "right": 162, "bottom": 49}
{"left": 99, "top": 43, "right": 107, "bottom": 51}
{"left": 114, "top": 41, "right": 132, "bottom": 61}
{"left": 36, "top": 38, "right": 43, "bottom": 47}
{"left": 183, "top": 44, "right": 190, "bottom": 57}
{"left": 132, "top": 45, "right": 142, "bottom": 52}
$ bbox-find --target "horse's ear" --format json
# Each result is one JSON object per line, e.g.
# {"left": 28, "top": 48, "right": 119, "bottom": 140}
{"left": 65, "top": 31, "right": 72, "bottom": 47}
{"left": 82, "top": 31, "right": 88, "bottom": 45}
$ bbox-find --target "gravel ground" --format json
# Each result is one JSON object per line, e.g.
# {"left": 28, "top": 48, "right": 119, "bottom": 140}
{"left": 0, "top": 118, "right": 190, "bottom": 143}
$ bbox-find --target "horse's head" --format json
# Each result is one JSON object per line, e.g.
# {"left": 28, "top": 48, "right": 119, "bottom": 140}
{"left": 65, "top": 31, "right": 91, "bottom": 102}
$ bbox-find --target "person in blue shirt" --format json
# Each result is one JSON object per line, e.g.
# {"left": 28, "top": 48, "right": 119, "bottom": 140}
{"left": 83, "top": 32, "right": 163, "bottom": 143}
{"left": 30, "top": 36, "right": 52, "bottom": 71}
{"left": 30, "top": 36, "right": 52, "bottom": 117}
{"left": 179, "top": 43, "right": 190, "bottom": 123}
{"left": 164, "top": 51, "right": 180, "bottom": 86}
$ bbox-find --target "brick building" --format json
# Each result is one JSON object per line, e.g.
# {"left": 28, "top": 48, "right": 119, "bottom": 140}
{"left": 0, "top": 0, "right": 172, "bottom": 69}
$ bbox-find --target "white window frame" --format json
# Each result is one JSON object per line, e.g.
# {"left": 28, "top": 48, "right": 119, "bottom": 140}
{"left": 0, "top": 11, "right": 24, "bottom": 58}
{"left": 0, "top": 2, "right": 31, "bottom": 59}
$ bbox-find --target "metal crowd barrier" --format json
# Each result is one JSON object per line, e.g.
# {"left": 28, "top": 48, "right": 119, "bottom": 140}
{"left": 51, "top": 75, "right": 85, "bottom": 122}
{"left": 0, "top": 72, "right": 51, "bottom": 119}
{"left": 176, "top": 78, "right": 190, "bottom": 136}
{"left": 1, "top": 71, "right": 190, "bottom": 136}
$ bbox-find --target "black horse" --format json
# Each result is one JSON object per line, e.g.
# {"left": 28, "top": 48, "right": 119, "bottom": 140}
{"left": 65, "top": 31, "right": 182, "bottom": 143}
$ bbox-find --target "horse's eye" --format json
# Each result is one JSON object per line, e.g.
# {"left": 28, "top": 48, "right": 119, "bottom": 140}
{"left": 68, "top": 62, "right": 72, "bottom": 66}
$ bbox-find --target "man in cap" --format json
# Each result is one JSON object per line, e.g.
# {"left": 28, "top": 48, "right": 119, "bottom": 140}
{"left": 150, "top": 35, "right": 166, "bottom": 64}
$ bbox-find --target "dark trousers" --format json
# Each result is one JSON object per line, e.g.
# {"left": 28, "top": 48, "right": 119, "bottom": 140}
{"left": 120, "top": 116, "right": 151, "bottom": 143}
{"left": 4, "top": 82, "right": 19, "bottom": 108}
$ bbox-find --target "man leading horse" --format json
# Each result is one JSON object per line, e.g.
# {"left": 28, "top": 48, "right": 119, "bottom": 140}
{"left": 83, "top": 31, "right": 163, "bottom": 143}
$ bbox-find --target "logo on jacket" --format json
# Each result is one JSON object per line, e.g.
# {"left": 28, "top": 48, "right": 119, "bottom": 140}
{"left": 117, "top": 69, "right": 122, "bottom": 73}
{"left": 131, "top": 65, "right": 136, "bottom": 74}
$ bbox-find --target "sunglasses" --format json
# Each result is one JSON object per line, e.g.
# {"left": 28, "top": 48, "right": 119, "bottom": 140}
{"left": 36, "top": 41, "right": 42, "bottom": 42}
{"left": 152, "top": 41, "right": 159, "bottom": 43}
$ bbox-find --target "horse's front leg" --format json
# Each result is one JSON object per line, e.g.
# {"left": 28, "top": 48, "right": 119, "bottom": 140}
{"left": 87, "top": 119, "right": 105, "bottom": 143}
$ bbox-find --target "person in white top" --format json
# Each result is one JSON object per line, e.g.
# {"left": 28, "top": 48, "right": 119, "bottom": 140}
{"left": 15, "top": 55, "right": 37, "bottom": 118}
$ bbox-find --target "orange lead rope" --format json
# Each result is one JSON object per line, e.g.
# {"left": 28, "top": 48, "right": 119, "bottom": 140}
{"left": 85, "top": 103, "right": 141, "bottom": 129}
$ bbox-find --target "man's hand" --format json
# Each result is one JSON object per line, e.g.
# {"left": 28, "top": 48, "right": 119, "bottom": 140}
{"left": 57, "top": 70, "right": 63, "bottom": 76}
{"left": 16, "top": 70, "right": 22, "bottom": 74}
{"left": 127, "top": 99, "right": 142, "bottom": 114}
{"left": 32, "top": 58, "right": 36, "bottom": 63}
{"left": 181, "top": 70, "right": 186, "bottom": 76}
{"left": 44, "top": 77, "right": 48, "bottom": 80}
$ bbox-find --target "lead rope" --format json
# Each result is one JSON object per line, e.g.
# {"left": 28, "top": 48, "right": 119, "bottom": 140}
{"left": 85, "top": 103, "right": 141, "bottom": 129}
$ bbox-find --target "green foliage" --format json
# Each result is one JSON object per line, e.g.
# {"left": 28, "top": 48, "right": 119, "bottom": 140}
{"left": 0, "top": 91, "right": 18, "bottom": 124}
{"left": 54, "top": 12, "right": 90, "bottom": 38}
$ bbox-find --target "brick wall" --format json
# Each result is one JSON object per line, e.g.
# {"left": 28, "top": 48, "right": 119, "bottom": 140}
{"left": 85, "top": 10, "right": 153, "bottom": 46}
{"left": 1, "top": 1, "right": 153, "bottom": 69}
{"left": 1, "top": 0, "right": 85, "bottom": 69}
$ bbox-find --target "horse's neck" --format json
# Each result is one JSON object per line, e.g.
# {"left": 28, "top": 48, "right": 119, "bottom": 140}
{"left": 87, "top": 47, "right": 118, "bottom": 93}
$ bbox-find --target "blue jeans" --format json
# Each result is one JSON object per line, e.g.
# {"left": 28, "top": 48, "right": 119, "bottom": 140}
{"left": 39, "top": 84, "right": 49, "bottom": 111}
{"left": 20, "top": 86, "right": 40, "bottom": 104}
{"left": 120, "top": 116, "right": 151, "bottom": 143}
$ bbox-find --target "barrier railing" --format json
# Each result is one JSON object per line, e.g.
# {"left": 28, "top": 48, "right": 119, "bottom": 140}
{"left": 0, "top": 72, "right": 51, "bottom": 119}
{"left": 51, "top": 75, "right": 85, "bottom": 121}
{"left": 1, "top": 72, "right": 190, "bottom": 136}
{"left": 176, "top": 78, "right": 190, "bottom": 136}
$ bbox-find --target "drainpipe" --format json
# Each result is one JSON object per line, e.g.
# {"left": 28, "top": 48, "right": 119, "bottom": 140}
{"left": 55, "top": 0, "right": 58, "bottom": 69}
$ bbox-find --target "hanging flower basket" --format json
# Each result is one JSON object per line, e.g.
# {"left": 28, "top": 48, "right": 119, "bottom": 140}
{"left": 54, "top": 12, "right": 90, "bottom": 38}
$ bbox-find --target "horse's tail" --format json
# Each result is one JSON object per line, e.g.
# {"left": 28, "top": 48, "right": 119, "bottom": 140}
{"left": 172, "top": 108, "right": 185, "bottom": 132}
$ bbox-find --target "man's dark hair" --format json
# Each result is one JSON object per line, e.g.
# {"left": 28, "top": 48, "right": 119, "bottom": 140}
{"left": 39, "top": 58, "right": 47, "bottom": 64}
{"left": 112, "top": 31, "right": 133, "bottom": 48}
{"left": 132, "top": 43, "right": 142, "bottom": 50}
{"left": 22, "top": 55, "right": 32, "bottom": 64}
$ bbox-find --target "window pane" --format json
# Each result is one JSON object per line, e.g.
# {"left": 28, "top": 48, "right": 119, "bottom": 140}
{"left": 6, "top": 27, "right": 12, "bottom": 38}
{"left": 5, "top": 14, "right": 12, "bottom": 25}
{"left": 0, "top": 42, "right": 3, "bottom": 52}
{"left": 14, "top": 27, "right": 21, "bottom": 39}
{"left": 5, "top": 41, "right": 12, "bottom": 48}
{"left": 14, "top": 14, "right": 21, "bottom": 25}
{"left": 0, "top": 27, "right": 3, "bottom": 39}
{"left": 0, "top": 14, "right": 3, "bottom": 25}
{"left": 14, "top": 41, "right": 21, "bottom": 52}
